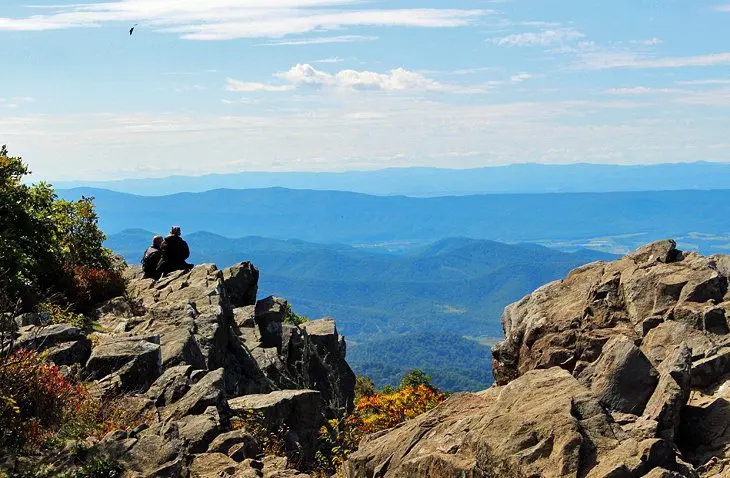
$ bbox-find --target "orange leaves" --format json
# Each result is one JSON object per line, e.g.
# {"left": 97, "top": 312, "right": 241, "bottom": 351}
{"left": 347, "top": 385, "right": 446, "bottom": 437}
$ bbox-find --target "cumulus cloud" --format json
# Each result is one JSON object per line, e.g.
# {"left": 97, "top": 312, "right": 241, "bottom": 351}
{"left": 231, "top": 64, "right": 487, "bottom": 94}
{"left": 0, "top": 1, "right": 489, "bottom": 40}
{"left": 492, "top": 28, "right": 584, "bottom": 47}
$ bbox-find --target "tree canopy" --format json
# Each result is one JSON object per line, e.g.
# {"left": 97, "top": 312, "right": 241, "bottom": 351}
{"left": 0, "top": 146, "right": 122, "bottom": 313}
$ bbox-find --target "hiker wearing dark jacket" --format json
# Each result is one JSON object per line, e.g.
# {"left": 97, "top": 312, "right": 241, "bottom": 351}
{"left": 141, "top": 235, "right": 163, "bottom": 279}
{"left": 156, "top": 226, "right": 193, "bottom": 275}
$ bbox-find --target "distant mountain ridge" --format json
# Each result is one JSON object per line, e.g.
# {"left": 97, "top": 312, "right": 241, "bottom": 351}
{"left": 60, "top": 186, "right": 730, "bottom": 255}
{"left": 55, "top": 161, "right": 730, "bottom": 197}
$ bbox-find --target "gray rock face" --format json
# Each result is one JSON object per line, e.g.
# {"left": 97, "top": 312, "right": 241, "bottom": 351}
{"left": 1, "top": 261, "right": 356, "bottom": 478}
{"left": 222, "top": 261, "right": 259, "bottom": 309}
{"left": 254, "top": 296, "right": 287, "bottom": 350}
{"left": 577, "top": 335, "right": 659, "bottom": 414}
{"left": 163, "top": 368, "right": 227, "bottom": 421}
{"left": 85, "top": 338, "right": 162, "bottom": 392}
{"left": 353, "top": 241, "right": 730, "bottom": 477}
{"left": 346, "top": 368, "right": 682, "bottom": 478}
{"left": 644, "top": 344, "right": 692, "bottom": 440}
{"left": 493, "top": 242, "right": 730, "bottom": 388}
{"left": 301, "top": 318, "right": 357, "bottom": 413}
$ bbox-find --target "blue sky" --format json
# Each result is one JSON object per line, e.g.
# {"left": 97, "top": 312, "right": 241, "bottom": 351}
{"left": 2, "top": 0, "right": 730, "bottom": 181}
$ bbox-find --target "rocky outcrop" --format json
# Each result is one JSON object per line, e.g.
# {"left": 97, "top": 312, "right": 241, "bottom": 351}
{"left": 5, "top": 261, "right": 354, "bottom": 478}
{"left": 350, "top": 240, "right": 730, "bottom": 477}
{"left": 346, "top": 367, "right": 688, "bottom": 477}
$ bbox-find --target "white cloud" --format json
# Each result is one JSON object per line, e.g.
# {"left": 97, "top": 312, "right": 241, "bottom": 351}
{"left": 277, "top": 64, "right": 335, "bottom": 86}
{"left": 492, "top": 28, "right": 584, "bottom": 47}
{"left": 315, "top": 57, "right": 345, "bottom": 64}
{"left": 630, "top": 38, "right": 663, "bottom": 46}
{"left": 232, "top": 64, "right": 488, "bottom": 93}
{"left": 260, "top": 35, "right": 377, "bottom": 46}
{"left": 226, "top": 78, "right": 295, "bottom": 92}
{"left": 0, "top": 2, "right": 489, "bottom": 40}
{"left": 510, "top": 73, "right": 538, "bottom": 83}
{"left": 578, "top": 51, "right": 730, "bottom": 70}
{"left": 607, "top": 86, "right": 683, "bottom": 95}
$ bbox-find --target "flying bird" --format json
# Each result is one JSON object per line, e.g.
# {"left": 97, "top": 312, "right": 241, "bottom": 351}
{"left": 129, "top": 24, "right": 138, "bottom": 36}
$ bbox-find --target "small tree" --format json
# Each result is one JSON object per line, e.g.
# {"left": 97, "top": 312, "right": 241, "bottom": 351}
{"left": 399, "top": 369, "right": 435, "bottom": 391}
{"left": 0, "top": 145, "right": 123, "bottom": 314}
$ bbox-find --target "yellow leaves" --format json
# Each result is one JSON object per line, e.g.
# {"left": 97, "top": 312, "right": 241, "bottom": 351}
{"left": 347, "top": 385, "right": 446, "bottom": 437}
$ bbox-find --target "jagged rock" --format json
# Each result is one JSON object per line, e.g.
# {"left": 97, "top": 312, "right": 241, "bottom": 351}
{"left": 254, "top": 296, "right": 287, "bottom": 349}
{"left": 223, "top": 261, "right": 259, "bottom": 308}
{"left": 643, "top": 468, "right": 686, "bottom": 478}
{"left": 628, "top": 239, "right": 682, "bottom": 265}
{"left": 101, "top": 264, "right": 270, "bottom": 396}
{"left": 641, "top": 321, "right": 718, "bottom": 364}
{"left": 493, "top": 241, "right": 730, "bottom": 387}
{"left": 189, "top": 453, "right": 260, "bottom": 478}
{"left": 146, "top": 365, "right": 193, "bottom": 407}
{"left": 644, "top": 344, "right": 692, "bottom": 440}
{"left": 16, "top": 323, "right": 83, "bottom": 349}
{"left": 85, "top": 337, "right": 162, "bottom": 392}
{"left": 347, "top": 367, "right": 680, "bottom": 478}
{"left": 14, "top": 312, "right": 50, "bottom": 328}
{"left": 229, "top": 390, "right": 321, "bottom": 458}
{"left": 44, "top": 338, "right": 92, "bottom": 366}
{"left": 207, "top": 430, "right": 260, "bottom": 461}
{"left": 101, "top": 422, "right": 187, "bottom": 478}
{"left": 691, "top": 347, "right": 730, "bottom": 390}
{"left": 234, "top": 305, "right": 257, "bottom": 329}
{"left": 302, "top": 318, "right": 357, "bottom": 412}
{"left": 177, "top": 412, "right": 220, "bottom": 453}
{"left": 577, "top": 334, "right": 659, "bottom": 414}
{"left": 163, "top": 368, "right": 227, "bottom": 421}
{"left": 679, "top": 385, "right": 730, "bottom": 471}
{"left": 703, "top": 306, "right": 729, "bottom": 335}
{"left": 229, "top": 389, "right": 321, "bottom": 432}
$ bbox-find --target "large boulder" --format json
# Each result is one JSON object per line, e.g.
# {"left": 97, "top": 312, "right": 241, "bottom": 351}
{"left": 492, "top": 241, "right": 730, "bottom": 387}
{"left": 85, "top": 337, "right": 162, "bottom": 392}
{"left": 301, "top": 318, "right": 356, "bottom": 413}
{"left": 346, "top": 367, "right": 683, "bottom": 477}
{"left": 98, "top": 264, "right": 270, "bottom": 396}
{"left": 223, "top": 261, "right": 259, "bottom": 308}
{"left": 576, "top": 334, "right": 659, "bottom": 414}
{"left": 229, "top": 390, "right": 321, "bottom": 458}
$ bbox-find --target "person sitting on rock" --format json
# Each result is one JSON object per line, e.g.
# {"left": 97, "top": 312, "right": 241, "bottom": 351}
{"left": 156, "top": 226, "right": 193, "bottom": 276}
{"left": 141, "top": 235, "right": 163, "bottom": 279}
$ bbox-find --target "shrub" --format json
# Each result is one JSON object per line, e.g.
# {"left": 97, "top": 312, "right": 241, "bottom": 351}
{"left": 0, "top": 349, "right": 86, "bottom": 449}
{"left": 68, "top": 265, "right": 126, "bottom": 314}
{"left": 283, "top": 303, "right": 310, "bottom": 326}
{"left": 0, "top": 349, "right": 147, "bottom": 451}
{"left": 315, "top": 380, "right": 447, "bottom": 475}
{"left": 0, "top": 145, "right": 121, "bottom": 314}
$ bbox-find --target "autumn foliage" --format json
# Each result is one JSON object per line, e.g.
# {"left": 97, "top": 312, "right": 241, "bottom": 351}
{"left": 315, "top": 378, "right": 447, "bottom": 475}
{"left": 0, "top": 349, "right": 145, "bottom": 451}
{"left": 346, "top": 384, "right": 446, "bottom": 437}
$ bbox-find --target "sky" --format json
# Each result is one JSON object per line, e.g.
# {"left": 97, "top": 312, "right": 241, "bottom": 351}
{"left": 2, "top": 0, "right": 730, "bottom": 181}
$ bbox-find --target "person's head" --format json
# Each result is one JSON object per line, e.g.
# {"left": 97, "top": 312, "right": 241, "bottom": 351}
{"left": 152, "top": 235, "right": 163, "bottom": 248}
{"left": 170, "top": 226, "right": 182, "bottom": 237}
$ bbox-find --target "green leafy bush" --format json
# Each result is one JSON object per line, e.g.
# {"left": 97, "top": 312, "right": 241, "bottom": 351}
{"left": 0, "top": 146, "right": 124, "bottom": 313}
